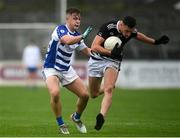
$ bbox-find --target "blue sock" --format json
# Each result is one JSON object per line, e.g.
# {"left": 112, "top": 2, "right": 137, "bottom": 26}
{"left": 74, "top": 112, "right": 81, "bottom": 120}
{"left": 56, "top": 117, "right": 64, "bottom": 126}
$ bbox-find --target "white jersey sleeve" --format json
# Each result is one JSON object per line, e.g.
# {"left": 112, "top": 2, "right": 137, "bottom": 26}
{"left": 76, "top": 40, "right": 87, "bottom": 51}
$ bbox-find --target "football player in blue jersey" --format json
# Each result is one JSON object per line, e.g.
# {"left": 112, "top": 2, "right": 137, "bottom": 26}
{"left": 42, "top": 8, "right": 92, "bottom": 134}
{"left": 88, "top": 16, "right": 169, "bottom": 131}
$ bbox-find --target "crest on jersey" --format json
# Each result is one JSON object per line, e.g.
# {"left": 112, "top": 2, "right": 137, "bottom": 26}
{"left": 110, "top": 32, "right": 114, "bottom": 35}
{"left": 60, "top": 30, "right": 65, "bottom": 33}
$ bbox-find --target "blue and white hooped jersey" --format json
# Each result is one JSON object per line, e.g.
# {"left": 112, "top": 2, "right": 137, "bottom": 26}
{"left": 44, "top": 24, "right": 87, "bottom": 71}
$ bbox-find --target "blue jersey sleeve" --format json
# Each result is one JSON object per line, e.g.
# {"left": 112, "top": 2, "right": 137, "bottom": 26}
{"left": 56, "top": 25, "right": 68, "bottom": 39}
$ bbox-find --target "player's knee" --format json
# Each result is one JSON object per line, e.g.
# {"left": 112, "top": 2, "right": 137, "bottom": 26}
{"left": 81, "top": 92, "right": 89, "bottom": 100}
{"left": 104, "top": 85, "right": 114, "bottom": 94}
{"left": 50, "top": 89, "right": 59, "bottom": 96}
{"left": 49, "top": 89, "right": 59, "bottom": 103}
{"left": 85, "top": 93, "right": 89, "bottom": 99}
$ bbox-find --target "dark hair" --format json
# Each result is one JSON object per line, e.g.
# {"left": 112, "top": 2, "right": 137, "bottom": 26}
{"left": 66, "top": 7, "right": 80, "bottom": 15}
{"left": 122, "top": 16, "right": 136, "bottom": 28}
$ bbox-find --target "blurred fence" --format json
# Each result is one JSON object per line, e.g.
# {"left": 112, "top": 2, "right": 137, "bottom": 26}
{"left": 0, "top": 61, "right": 87, "bottom": 86}
{"left": 0, "top": 23, "right": 56, "bottom": 60}
{"left": 1, "top": 60, "right": 180, "bottom": 88}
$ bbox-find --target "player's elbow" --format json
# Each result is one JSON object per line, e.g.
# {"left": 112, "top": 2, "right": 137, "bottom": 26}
{"left": 79, "top": 92, "right": 89, "bottom": 101}
{"left": 91, "top": 46, "right": 96, "bottom": 51}
{"left": 91, "top": 45, "right": 98, "bottom": 53}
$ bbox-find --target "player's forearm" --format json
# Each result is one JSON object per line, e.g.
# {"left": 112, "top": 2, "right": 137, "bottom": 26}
{"left": 142, "top": 37, "right": 155, "bottom": 45}
{"left": 61, "top": 35, "right": 82, "bottom": 45}
{"left": 136, "top": 32, "right": 155, "bottom": 45}
{"left": 91, "top": 45, "right": 111, "bottom": 56}
{"left": 81, "top": 48, "right": 91, "bottom": 57}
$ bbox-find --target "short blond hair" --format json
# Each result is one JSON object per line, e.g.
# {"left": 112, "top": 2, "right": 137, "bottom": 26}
{"left": 66, "top": 7, "right": 80, "bottom": 15}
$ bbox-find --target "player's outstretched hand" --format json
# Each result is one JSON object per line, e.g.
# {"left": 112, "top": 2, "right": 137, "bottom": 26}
{"left": 82, "top": 26, "right": 93, "bottom": 39}
{"left": 110, "top": 43, "right": 122, "bottom": 60}
{"left": 155, "top": 35, "right": 170, "bottom": 45}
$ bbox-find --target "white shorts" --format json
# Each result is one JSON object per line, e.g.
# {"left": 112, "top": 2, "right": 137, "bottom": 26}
{"left": 88, "top": 57, "right": 121, "bottom": 77}
{"left": 42, "top": 67, "right": 79, "bottom": 86}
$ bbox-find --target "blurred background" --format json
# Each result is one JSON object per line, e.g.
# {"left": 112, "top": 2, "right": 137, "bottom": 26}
{"left": 0, "top": 0, "right": 180, "bottom": 87}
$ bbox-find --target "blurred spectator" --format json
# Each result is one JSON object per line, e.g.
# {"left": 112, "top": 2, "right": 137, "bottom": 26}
{"left": 22, "top": 41, "right": 42, "bottom": 88}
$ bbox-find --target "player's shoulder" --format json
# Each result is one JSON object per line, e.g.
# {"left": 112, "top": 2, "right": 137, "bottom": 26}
{"left": 57, "top": 24, "right": 66, "bottom": 29}
{"left": 56, "top": 24, "right": 80, "bottom": 36}
{"left": 56, "top": 24, "right": 68, "bottom": 33}
{"left": 107, "top": 20, "right": 118, "bottom": 25}
{"left": 104, "top": 20, "right": 117, "bottom": 26}
{"left": 101, "top": 20, "right": 118, "bottom": 30}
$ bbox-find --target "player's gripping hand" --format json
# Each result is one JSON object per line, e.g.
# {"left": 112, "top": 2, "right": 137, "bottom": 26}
{"left": 82, "top": 26, "right": 93, "bottom": 39}
{"left": 154, "top": 35, "right": 170, "bottom": 45}
{"left": 110, "top": 43, "right": 122, "bottom": 60}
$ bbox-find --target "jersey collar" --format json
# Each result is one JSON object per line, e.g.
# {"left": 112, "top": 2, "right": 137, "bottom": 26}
{"left": 65, "top": 24, "right": 76, "bottom": 34}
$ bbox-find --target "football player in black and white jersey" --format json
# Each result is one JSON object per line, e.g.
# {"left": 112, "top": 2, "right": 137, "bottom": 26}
{"left": 88, "top": 16, "right": 169, "bottom": 131}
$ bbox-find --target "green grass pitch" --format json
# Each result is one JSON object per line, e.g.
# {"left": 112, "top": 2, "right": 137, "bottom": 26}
{"left": 0, "top": 86, "right": 180, "bottom": 137}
